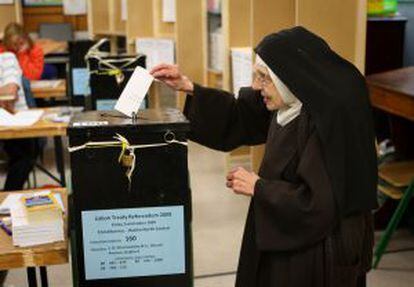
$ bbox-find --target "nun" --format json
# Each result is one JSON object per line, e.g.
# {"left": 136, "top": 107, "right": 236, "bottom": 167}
{"left": 150, "top": 26, "right": 378, "bottom": 287}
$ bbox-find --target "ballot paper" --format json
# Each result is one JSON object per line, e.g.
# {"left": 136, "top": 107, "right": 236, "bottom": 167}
{"left": 231, "top": 47, "right": 253, "bottom": 97}
{"left": 0, "top": 109, "right": 44, "bottom": 127}
{"left": 115, "top": 67, "right": 154, "bottom": 117}
{"left": 0, "top": 191, "right": 65, "bottom": 215}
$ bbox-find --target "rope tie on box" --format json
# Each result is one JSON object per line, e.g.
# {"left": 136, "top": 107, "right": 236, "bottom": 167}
{"left": 84, "top": 38, "right": 144, "bottom": 84}
{"left": 68, "top": 131, "right": 187, "bottom": 188}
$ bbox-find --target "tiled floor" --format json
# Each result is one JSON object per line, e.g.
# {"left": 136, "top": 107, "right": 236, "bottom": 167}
{"left": 2, "top": 141, "right": 414, "bottom": 286}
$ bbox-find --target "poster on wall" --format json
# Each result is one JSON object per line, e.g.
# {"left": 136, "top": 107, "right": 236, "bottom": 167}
{"left": 231, "top": 47, "right": 253, "bottom": 97}
{"left": 135, "top": 38, "right": 175, "bottom": 70}
{"left": 121, "top": 0, "right": 127, "bottom": 21}
{"left": 63, "top": 0, "right": 86, "bottom": 15}
{"left": 23, "top": 0, "right": 62, "bottom": 6}
{"left": 0, "top": 0, "right": 14, "bottom": 5}
{"left": 162, "top": 0, "right": 176, "bottom": 23}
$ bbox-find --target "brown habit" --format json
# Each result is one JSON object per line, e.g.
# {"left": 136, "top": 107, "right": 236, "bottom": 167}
{"left": 184, "top": 85, "right": 373, "bottom": 287}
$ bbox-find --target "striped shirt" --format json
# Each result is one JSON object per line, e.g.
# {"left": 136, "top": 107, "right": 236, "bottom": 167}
{"left": 0, "top": 52, "right": 27, "bottom": 111}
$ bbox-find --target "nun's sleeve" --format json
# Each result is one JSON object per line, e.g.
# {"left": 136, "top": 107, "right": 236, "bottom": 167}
{"left": 253, "top": 130, "right": 336, "bottom": 251}
{"left": 183, "top": 84, "right": 271, "bottom": 151}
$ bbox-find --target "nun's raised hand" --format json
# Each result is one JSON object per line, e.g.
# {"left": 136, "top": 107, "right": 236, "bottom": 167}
{"left": 150, "top": 64, "right": 194, "bottom": 94}
{"left": 226, "top": 167, "right": 260, "bottom": 197}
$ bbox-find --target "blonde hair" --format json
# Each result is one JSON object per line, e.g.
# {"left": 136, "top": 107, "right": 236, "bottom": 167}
{"left": 3, "top": 22, "right": 33, "bottom": 51}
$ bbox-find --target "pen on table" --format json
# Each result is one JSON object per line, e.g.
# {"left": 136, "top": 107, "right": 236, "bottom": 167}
{"left": 0, "top": 219, "right": 12, "bottom": 236}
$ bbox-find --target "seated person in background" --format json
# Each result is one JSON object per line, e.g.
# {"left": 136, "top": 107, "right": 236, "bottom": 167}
{"left": 0, "top": 22, "right": 57, "bottom": 80}
{"left": 0, "top": 52, "right": 40, "bottom": 191}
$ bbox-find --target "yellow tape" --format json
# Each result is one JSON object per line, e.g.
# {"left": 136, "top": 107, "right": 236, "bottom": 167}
{"left": 116, "top": 134, "right": 129, "bottom": 163}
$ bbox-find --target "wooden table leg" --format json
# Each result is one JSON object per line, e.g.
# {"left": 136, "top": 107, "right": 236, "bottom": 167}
{"left": 40, "top": 266, "right": 48, "bottom": 287}
{"left": 53, "top": 136, "right": 66, "bottom": 187}
{"left": 26, "top": 267, "right": 37, "bottom": 287}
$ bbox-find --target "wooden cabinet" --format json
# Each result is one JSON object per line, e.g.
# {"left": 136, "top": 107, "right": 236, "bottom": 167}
{"left": 365, "top": 16, "right": 407, "bottom": 75}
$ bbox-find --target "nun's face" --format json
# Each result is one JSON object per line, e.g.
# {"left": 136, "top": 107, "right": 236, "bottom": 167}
{"left": 252, "top": 65, "right": 285, "bottom": 111}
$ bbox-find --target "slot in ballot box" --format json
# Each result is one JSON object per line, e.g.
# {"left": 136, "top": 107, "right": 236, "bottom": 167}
{"left": 68, "top": 109, "right": 192, "bottom": 287}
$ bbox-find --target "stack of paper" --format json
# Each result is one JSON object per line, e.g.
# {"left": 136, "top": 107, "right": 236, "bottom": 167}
{"left": 1, "top": 191, "right": 65, "bottom": 247}
{"left": 231, "top": 47, "right": 253, "bottom": 97}
{"left": 0, "top": 109, "right": 44, "bottom": 127}
{"left": 30, "top": 80, "right": 63, "bottom": 89}
{"left": 209, "top": 28, "right": 224, "bottom": 71}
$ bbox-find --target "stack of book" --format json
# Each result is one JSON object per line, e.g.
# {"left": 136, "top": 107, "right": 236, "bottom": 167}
{"left": 10, "top": 192, "right": 64, "bottom": 247}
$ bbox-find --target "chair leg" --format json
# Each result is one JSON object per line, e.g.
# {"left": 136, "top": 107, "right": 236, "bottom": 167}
{"left": 33, "top": 168, "right": 38, "bottom": 189}
{"left": 27, "top": 173, "right": 32, "bottom": 189}
{"left": 373, "top": 182, "right": 414, "bottom": 268}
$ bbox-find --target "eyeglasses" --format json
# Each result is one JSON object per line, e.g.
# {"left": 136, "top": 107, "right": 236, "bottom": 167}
{"left": 252, "top": 71, "right": 273, "bottom": 86}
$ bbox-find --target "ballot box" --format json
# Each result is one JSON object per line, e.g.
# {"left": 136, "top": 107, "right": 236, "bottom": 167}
{"left": 68, "top": 40, "right": 110, "bottom": 107}
{"left": 88, "top": 54, "right": 147, "bottom": 111}
{"left": 68, "top": 109, "right": 192, "bottom": 287}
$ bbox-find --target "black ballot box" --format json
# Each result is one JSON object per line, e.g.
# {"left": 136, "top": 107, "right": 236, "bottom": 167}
{"left": 68, "top": 40, "right": 110, "bottom": 108}
{"left": 68, "top": 109, "right": 192, "bottom": 287}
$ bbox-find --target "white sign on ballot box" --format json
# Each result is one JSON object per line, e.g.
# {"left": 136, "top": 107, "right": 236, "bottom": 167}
{"left": 81, "top": 206, "right": 185, "bottom": 280}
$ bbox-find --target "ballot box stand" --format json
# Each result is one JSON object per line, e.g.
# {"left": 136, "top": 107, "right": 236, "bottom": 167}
{"left": 68, "top": 109, "right": 192, "bottom": 287}
{"left": 88, "top": 54, "right": 147, "bottom": 111}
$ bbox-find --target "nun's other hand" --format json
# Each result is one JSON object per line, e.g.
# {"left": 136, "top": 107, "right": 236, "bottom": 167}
{"left": 150, "top": 64, "right": 194, "bottom": 94}
{"left": 226, "top": 167, "right": 260, "bottom": 197}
